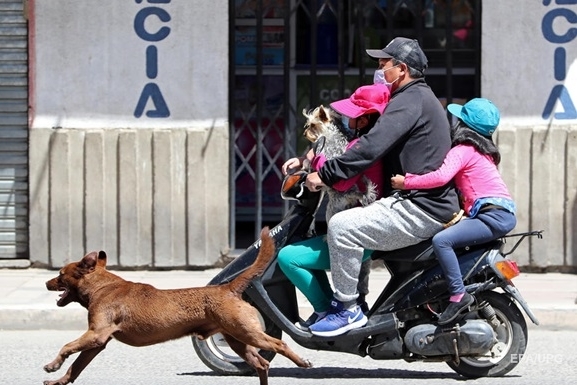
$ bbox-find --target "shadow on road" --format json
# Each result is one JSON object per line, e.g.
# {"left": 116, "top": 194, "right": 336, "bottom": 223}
{"left": 180, "top": 366, "right": 464, "bottom": 379}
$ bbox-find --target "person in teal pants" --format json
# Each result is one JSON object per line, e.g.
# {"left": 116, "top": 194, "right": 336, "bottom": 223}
{"left": 279, "top": 84, "right": 390, "bottom": 331}
{"left": 278, "top": 236, "right": 375, "bottom": 330}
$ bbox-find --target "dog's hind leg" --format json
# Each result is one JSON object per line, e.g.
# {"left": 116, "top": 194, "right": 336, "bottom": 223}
{"left": 242, "top": 331, "right": 312, "bottom": 369}
{"left": 222, "top": 334, "right": 270, "bottom": 385}
{"left": 218, "top": 308, "right": 312, "bottom": 370}
{"left": 43, "top": 346, "right": 106, "bottom": 385}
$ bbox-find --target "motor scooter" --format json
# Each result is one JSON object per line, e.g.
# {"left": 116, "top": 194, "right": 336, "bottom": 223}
{"left": 192, "top": 171, "right": 542, "bottom": 378}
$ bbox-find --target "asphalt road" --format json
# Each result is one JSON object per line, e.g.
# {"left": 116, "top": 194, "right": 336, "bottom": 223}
{"left": 2, "top": 329, "right": 576, "bottom": 385}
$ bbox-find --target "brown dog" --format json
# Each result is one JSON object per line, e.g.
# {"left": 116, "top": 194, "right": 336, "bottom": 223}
{"left": 43, "top": 227, "right": 312, "bottom": 385}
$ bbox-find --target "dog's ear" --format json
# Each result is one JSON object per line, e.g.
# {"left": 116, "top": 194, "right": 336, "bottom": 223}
{"left": 97, "top": 251, "right": 108, "bottom": 267}
{"left": 79, "top": 252, "right": 99, "bottom": 271}
{"left": 319, "top": 105, "right": 329, "bottom": 122}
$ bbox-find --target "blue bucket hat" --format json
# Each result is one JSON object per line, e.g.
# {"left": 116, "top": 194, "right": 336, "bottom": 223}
{"left": 447, "top": 98, "right": 500, "bottom": 137}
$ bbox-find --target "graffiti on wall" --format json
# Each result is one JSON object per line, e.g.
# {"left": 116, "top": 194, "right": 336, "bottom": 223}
{"left": 133, "top": 0, "right": 171, "bottom": 118}
{"left": 542, "top": 0, "right": 577, "bottom": 120}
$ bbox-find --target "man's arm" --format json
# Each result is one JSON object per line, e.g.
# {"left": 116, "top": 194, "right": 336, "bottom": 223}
{"left": 318, "top": 99, "right": 415, "bottom": 186}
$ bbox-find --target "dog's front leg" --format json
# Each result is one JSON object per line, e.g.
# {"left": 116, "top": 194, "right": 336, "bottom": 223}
{"left": 43, "top": 345, "right": 106, "bottom": 385}
{"left": 44, "top": 329, "right": 113, "bottom": 372}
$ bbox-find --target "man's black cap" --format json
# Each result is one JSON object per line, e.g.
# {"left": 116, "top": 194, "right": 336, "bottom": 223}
{"left": 366, "top": 37, "right": 428, "bottom": 73}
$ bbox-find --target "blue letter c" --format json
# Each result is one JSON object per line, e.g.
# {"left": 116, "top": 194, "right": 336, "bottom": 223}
{"left": 134, "top": 7, "right": 171, "bottom": 42}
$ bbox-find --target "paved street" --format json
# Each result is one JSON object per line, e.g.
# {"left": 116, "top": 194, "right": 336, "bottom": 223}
{"left": 1, "top": 265, "right": 576, "bottom": 384}
{"left": 2, "top": 329, "right": 576, "bottom": 385}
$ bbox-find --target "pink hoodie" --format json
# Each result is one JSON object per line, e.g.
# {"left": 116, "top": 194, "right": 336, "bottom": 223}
{"left": 403, "top": 144, "right": 511, "bottom": 215}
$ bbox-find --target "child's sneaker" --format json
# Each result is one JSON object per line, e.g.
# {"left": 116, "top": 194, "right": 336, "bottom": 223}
{"left": 295, "top": 311, "right": 327, "bottom": 331}
{"left": 309, "top": 300, "right": 367, "bottom": 337}
{"left": 437, "top": 292, "right": 475, "bottom": 325}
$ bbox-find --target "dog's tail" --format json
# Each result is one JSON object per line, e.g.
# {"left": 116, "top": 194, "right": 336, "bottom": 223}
{"left": 228, "top": 227, "right": 275, "bottom": 295}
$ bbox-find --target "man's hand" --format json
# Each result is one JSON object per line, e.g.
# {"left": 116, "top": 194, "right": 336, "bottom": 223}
{"left": 305, "top": 172, "right": 326, "bottom": 191}
{"left": 390, "top": 174, "right": 406, "bottom": 189}
{"left": 282, "top": 157, "right": 303, "bottom": 175}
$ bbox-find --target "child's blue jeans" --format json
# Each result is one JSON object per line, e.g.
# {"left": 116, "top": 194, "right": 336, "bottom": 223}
{"left": 433, "top": 208, "right": 517, "bottom": 295}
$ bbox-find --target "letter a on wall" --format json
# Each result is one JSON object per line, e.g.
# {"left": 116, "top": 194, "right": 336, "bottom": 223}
{"left": 542, "top": 85, "right": 577, "bottom": 120}
{"left": 134, "top": 83, "right": 171, "bottom": 118}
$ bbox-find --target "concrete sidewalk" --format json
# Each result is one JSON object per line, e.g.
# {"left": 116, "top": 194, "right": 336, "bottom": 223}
{"left": 0, "top": 267, "right": 575, "bottom": 331}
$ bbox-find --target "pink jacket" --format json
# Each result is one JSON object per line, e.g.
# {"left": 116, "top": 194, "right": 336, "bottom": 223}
{"left": 403, "top": 144, "right": 511, "bottom": 215}
{"left": 311, "top": 138, "right": 384, "bottom": 199}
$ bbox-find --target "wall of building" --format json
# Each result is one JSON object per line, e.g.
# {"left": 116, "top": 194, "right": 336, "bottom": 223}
{"left": 28, "top": 0, "right": 230, "bottom": 267}
{"left": 484, "top": 0, "right": 577, "bottom": 270}
{"left": 26, "top": 0, "right": 577, "bottom": 270}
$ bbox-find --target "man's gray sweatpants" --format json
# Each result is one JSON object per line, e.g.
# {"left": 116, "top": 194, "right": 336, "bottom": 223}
{"left": 327, "top": 195, "right": 445, "bottom": 304}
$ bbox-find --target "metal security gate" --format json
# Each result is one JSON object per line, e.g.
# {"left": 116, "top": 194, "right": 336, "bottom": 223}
{"left": 0, "top": 0, "right": 28, "bottom": 259}
{"left": 230, "top": 0, "right": 480, "bottom": 248}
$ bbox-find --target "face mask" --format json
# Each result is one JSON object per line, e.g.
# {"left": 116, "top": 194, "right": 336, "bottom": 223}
{"left": 383, "top": 75, "right": 399, "bottom": 91}
{"left": 340, "top": 116, "right": 355, "bottom": 140}
{"left": 380, "top": 64, "right": 400, "bottom": 90}
{"left": 373, "top": 69, "right": 385, "bottom": 84}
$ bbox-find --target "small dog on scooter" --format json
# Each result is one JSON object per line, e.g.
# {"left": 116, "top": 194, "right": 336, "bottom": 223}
{"left": 301, "top": 105, "right": 377, "bottom": 220}
{"left": 43, "top": 227, "right": 311, "bottom": 385}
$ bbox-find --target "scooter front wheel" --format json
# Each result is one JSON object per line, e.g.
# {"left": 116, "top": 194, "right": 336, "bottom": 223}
{"left": 447, "top": 290, "right": 528, "bottom": 377}
{"left": 192, "top": 303, "right": 282, "bottom": 375}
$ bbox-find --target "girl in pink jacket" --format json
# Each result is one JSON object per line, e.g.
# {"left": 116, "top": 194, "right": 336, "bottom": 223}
{"left": 391, "top": 98, "right": 516, "bottom": 325}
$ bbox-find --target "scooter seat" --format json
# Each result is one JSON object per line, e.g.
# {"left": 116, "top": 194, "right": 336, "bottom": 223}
{"left": 371, "top": 239, "right": 503, "bottom": 263}
{"left": 371, "top": 240, "right": 434, "bottom": 262}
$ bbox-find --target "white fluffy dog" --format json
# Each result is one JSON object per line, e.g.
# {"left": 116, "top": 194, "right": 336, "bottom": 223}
{"left": 301, "top": 105, "right": 377, "bottom": 221}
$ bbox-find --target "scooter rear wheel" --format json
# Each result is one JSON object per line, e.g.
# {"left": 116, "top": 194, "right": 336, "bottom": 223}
{"left": 447, "top": 290, "right": 528, "bottom": 377}
{"left": 191, "top": 302, "right": 282, "bottom": 376}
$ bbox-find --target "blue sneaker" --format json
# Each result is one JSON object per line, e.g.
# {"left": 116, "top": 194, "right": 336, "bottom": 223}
{"left": 309, "top": 300, "right": 367, "bottom": 337}
{"left": 295, "top": 311, "right": 327, "bottom": 331}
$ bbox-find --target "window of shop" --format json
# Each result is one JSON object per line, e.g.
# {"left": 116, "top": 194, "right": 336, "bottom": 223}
{"left": 231, "top": 0, "right": 480, "bottom": 248}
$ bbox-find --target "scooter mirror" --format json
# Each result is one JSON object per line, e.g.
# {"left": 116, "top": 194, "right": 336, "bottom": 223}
{"left": 313, "top": 136, "right": 325, "bottom": 156}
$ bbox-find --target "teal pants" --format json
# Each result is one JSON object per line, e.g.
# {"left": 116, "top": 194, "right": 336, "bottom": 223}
{"left": 277, "top": 235, "right": 373, "bottom": 312}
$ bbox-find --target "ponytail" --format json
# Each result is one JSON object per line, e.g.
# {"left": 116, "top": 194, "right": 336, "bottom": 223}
{"left": 451, "top": 121, "right": 501, "bottom": 165}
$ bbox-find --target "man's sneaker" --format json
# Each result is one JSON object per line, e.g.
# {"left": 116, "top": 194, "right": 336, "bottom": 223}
{"left": 437, "top": 292, "right": 475, "bottom": 325}
{"left": 309, "top": 301, "right": 367, "bottom": 337}
{"left": 295, "top": 311, "right": 327, "bottom": 331}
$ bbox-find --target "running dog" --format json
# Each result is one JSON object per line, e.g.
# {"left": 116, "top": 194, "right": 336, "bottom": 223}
{"left": 43, "top": 227, "right": 312, "bottom": 385}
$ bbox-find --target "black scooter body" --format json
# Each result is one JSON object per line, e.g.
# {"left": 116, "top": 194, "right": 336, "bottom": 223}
{"left": 207, "top": 190, "right": 519, "bottom": 358}
{"left": 195, "top": 173, "right": 542, "bottom": 378}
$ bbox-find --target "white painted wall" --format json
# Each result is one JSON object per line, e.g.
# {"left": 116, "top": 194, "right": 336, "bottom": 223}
{"left": 28, "top": 0, "right": 231, "bottom": 268}
{"left": 483, "top": 1, "right": 577, "bottom": 269}
{"left": 30, "top": 0, "right": 228, "bottom": 129}
{"left": 483, "top": 0, "right": 577, "bottom": 125}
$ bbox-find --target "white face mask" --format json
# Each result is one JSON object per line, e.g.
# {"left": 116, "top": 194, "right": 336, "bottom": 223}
{"left": 373, "top": 69, "right": 385, "bottom": 84}
{"left": 375, "top": 64, "right": 400, "bottom": 90}
{"left": 383, "top": 75, "right": 399, "bottom": 91}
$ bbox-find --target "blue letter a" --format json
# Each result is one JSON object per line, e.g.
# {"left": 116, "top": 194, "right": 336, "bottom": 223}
{"left": 542, "top": 85, "right": 577, "bottom": 120}
{"left": 134, "top": 83, "right": 170, "bottom": 118}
